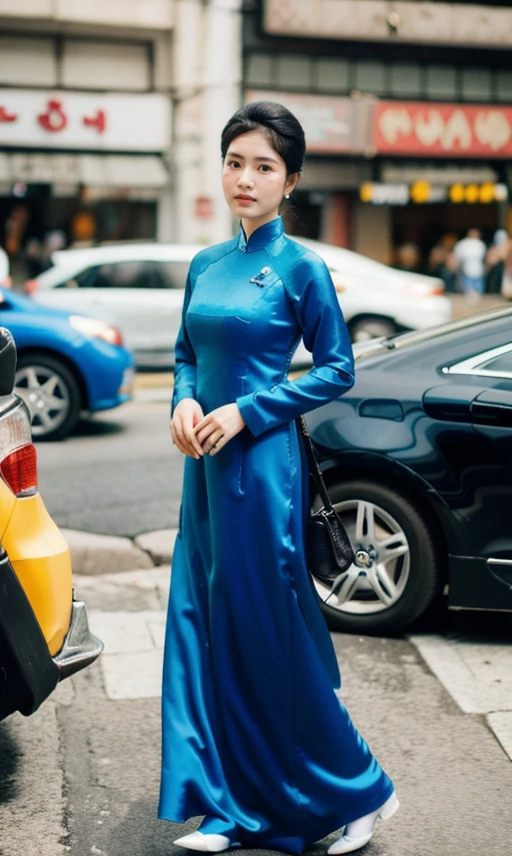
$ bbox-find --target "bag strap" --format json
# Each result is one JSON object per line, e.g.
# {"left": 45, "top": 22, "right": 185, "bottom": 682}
{"left": 298, "top": 416, "right": 334, "bottom": 511}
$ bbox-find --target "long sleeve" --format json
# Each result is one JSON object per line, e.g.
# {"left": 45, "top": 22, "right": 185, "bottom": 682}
{"left": 236, "top": 256, "right": 354, "bottom": 437}
{"left": 171, "top": 272, "right": 197, "bottom": 415}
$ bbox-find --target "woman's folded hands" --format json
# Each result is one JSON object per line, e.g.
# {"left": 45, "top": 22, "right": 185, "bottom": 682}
{"left": 172, "top": 400, "right": 245, "bottom": 458}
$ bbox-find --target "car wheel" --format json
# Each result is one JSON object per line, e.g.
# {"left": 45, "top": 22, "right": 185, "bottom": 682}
{"left": 314, "top": 480, "right": 443, "bottom": 635}
{"left": 14, "top": 354, "right": 81, "bottom": 441}
{"left": 349, "top": 317, "right": 398, "bottom": 342}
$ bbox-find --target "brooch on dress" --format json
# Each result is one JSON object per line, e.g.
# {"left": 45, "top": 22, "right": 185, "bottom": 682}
{"left": 250, "top": 266, "right": 272, "bottom": 287}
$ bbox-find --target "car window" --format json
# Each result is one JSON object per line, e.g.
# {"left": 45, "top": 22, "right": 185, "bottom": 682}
{"left": 476, "top": 349, "right": 512, "bottom": 377}
{"left": 162, "top": 261, "right": 189, "bottom": 289}
{"left": 61, "top": 260, "right": 189, "bottom": 290}
{"left": 444, "top": 344, "right": 512, "bottom": 379}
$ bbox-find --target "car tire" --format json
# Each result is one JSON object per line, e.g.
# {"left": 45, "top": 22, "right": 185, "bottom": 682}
{"left": 315, "top": 479, "right": 443, "bottom": 635}
{"left": 349, "top": 317, "right": 398, "bottom": 342}
{"left": 15, "top": 354, "right": 81, "bottom": 441}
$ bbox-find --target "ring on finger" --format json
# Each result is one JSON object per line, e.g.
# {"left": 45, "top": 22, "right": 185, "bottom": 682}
{"left": 210, "top": 434, "right": 224, "bottom": 454}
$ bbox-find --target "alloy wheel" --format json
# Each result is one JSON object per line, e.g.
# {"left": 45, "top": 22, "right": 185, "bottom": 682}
{"left": 313, "top": 498, "right": 410, "bottom": 615}
{"left": 15, "top": 365, "right": 71, "bottom": 437}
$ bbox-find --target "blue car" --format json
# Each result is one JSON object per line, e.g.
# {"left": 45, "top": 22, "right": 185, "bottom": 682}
{"left": 0, "top": 286, "right": 134, "bottom": 440}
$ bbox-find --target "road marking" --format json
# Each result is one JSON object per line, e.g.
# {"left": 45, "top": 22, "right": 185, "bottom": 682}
{"left": 487, "top": 712, "right": 512, "bottom": 760}
{"left": 89, "top": 610, "right": 166, "bottom": 700}
{"left": 409, "top": 633, "right": 512, "bottom": 760}
{"left": 100, "top": 649, "right": 164, "bottom": 700}
{"left": 89, "top": 610, "right": 166, "bottom": 654}
{"left": 87, "top": 594, "right": 512, "bottom": 760}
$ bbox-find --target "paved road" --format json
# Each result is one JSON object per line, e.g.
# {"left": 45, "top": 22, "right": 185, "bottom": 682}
{"left": 36, "top": 393, "right": 182, "bottom": 537}
{"left": 1, "top": 568, "right": 511, "bottom": 856}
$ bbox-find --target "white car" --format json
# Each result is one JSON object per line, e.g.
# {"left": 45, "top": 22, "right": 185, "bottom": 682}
{"left": 0, "top": 247, "right": 12, "bottom": 290}
{"left": 298, "top": 237, "right": 450, "bottom": 341}
{"left": 27, "top": 239, "right": 450, "bottom": 368}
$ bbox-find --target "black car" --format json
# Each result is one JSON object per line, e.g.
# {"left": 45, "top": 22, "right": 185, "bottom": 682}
{"left": 308, "top": 306, "right": 512, "bottom": 635}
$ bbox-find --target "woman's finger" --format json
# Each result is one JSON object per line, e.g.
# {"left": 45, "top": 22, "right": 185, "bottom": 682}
{"left": 182, "top": 419, "right": 205, "bottom": 457}
{"left": 207, "top": 433, "right": 225, "bottom": 456}
{"left": 194, "top": 424, "right": 217, "bottom": 446}
{"left": 172, "top": 430, "right": 189, "bottom": 456}
{"left": 173, "top": 417, "right": 201, "bottom": 458}
{"left": 203, "top": 430, "right": 225, "bottom": 455}
{"left": 172, "top": 417, "right": 187, "bottom": 448}
{"left": 193, "top": 413, "right": 218, "bottom": 437}
{"left": 171, "top": 420, "right": 185, "bottom": 452}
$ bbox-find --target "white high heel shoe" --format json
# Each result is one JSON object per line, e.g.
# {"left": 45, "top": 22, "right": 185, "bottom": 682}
{"left": 327, "top": 791, "right": 399, "bottom": 855}
{"left": 173, "top": 832, "right": 231, "bottom": 852}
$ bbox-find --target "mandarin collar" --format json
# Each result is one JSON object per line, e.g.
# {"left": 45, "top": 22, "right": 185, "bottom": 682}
{"left": 238, "top": 216, "right": 285, "bottom": 253}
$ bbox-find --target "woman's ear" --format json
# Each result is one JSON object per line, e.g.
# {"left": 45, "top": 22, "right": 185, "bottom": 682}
{"left": 285, "top": 172, "right": 300, "bottom": 198}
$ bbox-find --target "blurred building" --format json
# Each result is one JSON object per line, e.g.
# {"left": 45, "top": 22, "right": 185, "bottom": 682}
{"left": 0, "top": 0, "right": 241, "bottom": 282}
{"left": 3, "top": 0, "right": 512, "bottom": 275}
{"left": 243, "top": 0, "right": 512, "bottom": 266}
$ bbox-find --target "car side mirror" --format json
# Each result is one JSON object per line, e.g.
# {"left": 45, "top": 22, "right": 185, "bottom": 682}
{"left": 0, "top": 326, "right": 16, "bottom": 395}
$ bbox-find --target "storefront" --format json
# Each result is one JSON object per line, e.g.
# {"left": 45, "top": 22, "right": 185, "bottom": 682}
{"left": 244, "top": 90, "right": 512, "bottom": 271}
{"left": 245, "top": 90, "right": 372, "bottom": 247}
{"left": 359, "top": 101, "right": 512, "bottom": 268}
{"left": 0, "top": 89, "right": 171, "bottom": 284}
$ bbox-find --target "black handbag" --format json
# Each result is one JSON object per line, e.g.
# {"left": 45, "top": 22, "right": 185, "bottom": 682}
{"left": 298, "top": 416, "right": 355, "bottom": 601}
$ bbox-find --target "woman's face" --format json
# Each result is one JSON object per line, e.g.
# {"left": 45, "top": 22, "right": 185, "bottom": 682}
{"left": 222, "top": 130, "right": 298, "bottom": 236}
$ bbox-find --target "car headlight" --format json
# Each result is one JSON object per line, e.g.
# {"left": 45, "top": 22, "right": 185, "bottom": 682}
{"left": 69, "top": 315, "right": 124, "bottom": 346}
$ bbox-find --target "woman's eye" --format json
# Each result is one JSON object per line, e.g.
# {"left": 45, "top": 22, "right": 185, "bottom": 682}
{"left": 259, "top": 164, "right": 271, "bottom": 173}
{"left": 228, "top": 160, "right": 240, "bottom": 168}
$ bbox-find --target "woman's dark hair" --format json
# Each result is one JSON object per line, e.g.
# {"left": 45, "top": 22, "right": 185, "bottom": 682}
{"left": 221, "top": 101, "right": 306, "bottom": 175}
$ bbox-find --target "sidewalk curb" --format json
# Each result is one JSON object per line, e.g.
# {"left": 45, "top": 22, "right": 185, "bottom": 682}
{"left": 63, "top": 528, "right": 178, "bottom": 575}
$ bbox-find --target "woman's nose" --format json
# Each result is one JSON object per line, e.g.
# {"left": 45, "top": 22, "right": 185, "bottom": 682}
{"left": 237, "top": 168, "right": 254, "bottom": 188}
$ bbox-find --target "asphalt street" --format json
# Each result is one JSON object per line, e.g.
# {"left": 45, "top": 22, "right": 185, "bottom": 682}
{"left": 36, "top": 390, "right": 181, "bottom": 537}
{"left": 1, "top": 567, "right": 511, "bottom": 856}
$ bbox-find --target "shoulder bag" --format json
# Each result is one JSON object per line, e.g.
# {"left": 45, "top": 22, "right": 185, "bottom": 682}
{"left": 298, "top": 416, "right": 355, "bottom": 601}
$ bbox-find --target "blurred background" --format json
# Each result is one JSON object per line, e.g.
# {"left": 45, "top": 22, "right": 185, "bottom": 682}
{"left": 1, "top": 0, "right": 512, "bottom": 295}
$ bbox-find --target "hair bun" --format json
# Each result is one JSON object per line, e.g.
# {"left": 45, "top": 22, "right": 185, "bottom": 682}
{"left": 221, "top": 101, "right": 306, "bottom": 175}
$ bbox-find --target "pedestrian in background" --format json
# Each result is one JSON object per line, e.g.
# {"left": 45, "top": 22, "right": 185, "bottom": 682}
{"left": 453, "top": 227, "right": 487, "bottom": 295}
{"left": 427, "top": 243, "right": 458, "bottom": 292}
{"left": 160, "top": 101, "right": 398, "bottom": 855}
{"left": 485, "top": 228, "right": 510, "bottom": 295}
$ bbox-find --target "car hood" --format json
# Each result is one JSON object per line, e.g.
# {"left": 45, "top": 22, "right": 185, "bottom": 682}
{"left": 2, "top": 288, "right": 84, "bottom": 322}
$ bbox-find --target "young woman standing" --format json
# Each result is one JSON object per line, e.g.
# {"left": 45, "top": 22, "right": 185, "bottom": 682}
{"left": 159, "top": 101, "right": 398, "bottom": 855}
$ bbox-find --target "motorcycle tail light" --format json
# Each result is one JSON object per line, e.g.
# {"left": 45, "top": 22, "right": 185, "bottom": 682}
{"left": 0, "top": 444, "right": 38, "bottom": 497}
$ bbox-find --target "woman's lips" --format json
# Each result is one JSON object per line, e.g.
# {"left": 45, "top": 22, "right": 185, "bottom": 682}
{"left": 235, "top": 195, "right": 256, "bottom": 204}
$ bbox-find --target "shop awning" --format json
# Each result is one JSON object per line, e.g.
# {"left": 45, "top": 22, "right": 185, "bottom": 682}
{"left": 0, "top": 152, "right": 169, "bottom": 188}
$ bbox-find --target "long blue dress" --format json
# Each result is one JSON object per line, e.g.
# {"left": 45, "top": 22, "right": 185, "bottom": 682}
{"left": 159, "top": 217, "right": 394, "bottom": 853}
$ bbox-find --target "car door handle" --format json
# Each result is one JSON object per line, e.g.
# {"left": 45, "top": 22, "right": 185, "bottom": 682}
{"left": 471, "top": 390, "right": 512, "bottom": 427}
{"left": 423, "top": 384, "right": 488, "bottom": 422}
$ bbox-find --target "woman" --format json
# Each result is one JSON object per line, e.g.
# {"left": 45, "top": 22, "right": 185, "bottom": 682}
{"left": 159, "top": 101, "right": 398, "bottom": 856}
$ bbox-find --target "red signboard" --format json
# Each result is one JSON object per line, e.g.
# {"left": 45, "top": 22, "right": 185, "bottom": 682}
{"left": 374, "top": 101, "right": 512, "bottom": 158}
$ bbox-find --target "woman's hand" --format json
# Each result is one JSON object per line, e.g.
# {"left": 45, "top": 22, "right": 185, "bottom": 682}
{"left": 171, "top": 398, "right": 205, "bottom": 459}
{"left": 193, "top": 404, "right": 246, "bottom": 455}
